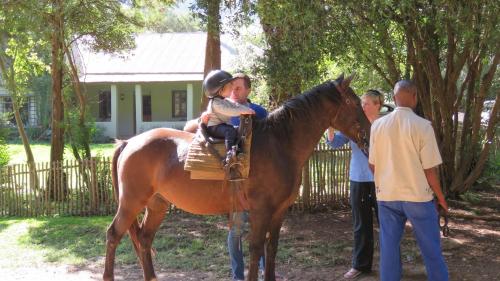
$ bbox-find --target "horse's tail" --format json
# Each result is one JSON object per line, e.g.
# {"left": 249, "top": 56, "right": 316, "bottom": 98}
{"left": 111, "top": 139, "right": 127, "bottom": 202}
{"left": 112, "top": 139, "right": 150, "bottom": 260}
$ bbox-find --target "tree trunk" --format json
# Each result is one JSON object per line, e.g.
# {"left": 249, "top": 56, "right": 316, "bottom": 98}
{"left": 48, "top": 0, "right": 67, "bottom": 200}
{"left": 11, "top": 95, "right": 39, "bottom": 190}
{"left": 0, "top": 55, "right": 39, "bottom": 191}
{"left": 49, "top": 0, "right": 65, "bottom": 164}
{"left": 201, "top": 0, "right": 221, "bottom": 110}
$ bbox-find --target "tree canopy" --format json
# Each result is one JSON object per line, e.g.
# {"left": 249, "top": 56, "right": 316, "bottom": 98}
{"left": 322, "top": 0, "right": 499, "bottom": 194}
{"left": 2, "top": 0, "right": 498, "bottom": 194}
{"left": 219, "top": 0, "right": 498, "bottom": 193}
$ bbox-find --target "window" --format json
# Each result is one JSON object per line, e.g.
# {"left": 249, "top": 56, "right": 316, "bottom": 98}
{"left": 1, "top": 97, "right": 14, "bottom": 125}
{"left": 143, "top": 95, "right": 151, "bottom": 121}
{"left": 0, "top": 97, "right": 30, "bottom": 125}
{"left": 28, "top": 96, "right": 38, "bottom": 126}
{"left": 98, "top": 90, "right": 111, "bottom": 121}
{"left": 172, "top": 90, "right": 187, "bottom": 120}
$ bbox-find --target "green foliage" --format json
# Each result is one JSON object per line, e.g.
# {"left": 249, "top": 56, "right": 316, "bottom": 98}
{"left": 255, "top": 1, "right": 331, "bottom": 106}
{"left": 460, "top": 191, "right": 482, "bottom": 205}
{"left": 321, "top": 0, "right": 500, "bottom": 194}
{"left": 65, "top": 1, "right": 139, "bottom": 53}
{"left": 6, "top": 142, "right": 115, "bottom": 164}
{"left": 480, "top": 147, "right": 500, "bottom": 185}
{"left": 323, "top": 1, "right": 409, "bottom": 88}
{"left": 137, "top": 4, "right": 202, "bottom": 32}
{"left": 0, "top": 113, "right": 10, "bottom": 166}
{"left": 29, "top": 74, "right": 52, "bottom": 129}
{"left": 0, "top": 137, "right": 9, "bottom": 168}
{"left": 63, "top": 107, "right": 95, "bottom": 159}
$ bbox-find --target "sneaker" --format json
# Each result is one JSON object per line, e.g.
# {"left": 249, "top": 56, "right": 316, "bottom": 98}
{"left": 343, "top": 268, "right": 362, "bottom": 279}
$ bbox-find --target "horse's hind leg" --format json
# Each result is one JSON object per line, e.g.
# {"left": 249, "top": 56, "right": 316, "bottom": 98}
{"left": 138, "top": 195, "right": 170, "bottom": 281}
{"left": 103, "top": 204, "right": 145, "bottom": 281}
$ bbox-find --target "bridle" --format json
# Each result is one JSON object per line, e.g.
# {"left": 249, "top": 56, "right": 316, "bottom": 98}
{"left": 331, "top": 80, "right": 370, "bottom": 154}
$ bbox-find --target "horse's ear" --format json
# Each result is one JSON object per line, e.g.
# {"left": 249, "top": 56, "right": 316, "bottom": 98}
{"left": 341, "top": 73, "right": 356, "bottom": 89}
{"left": 346, "top": 72, "right": 356, "bottom": 83}
{"left": 336, "top": 73, "right": 345, "bottom": 81}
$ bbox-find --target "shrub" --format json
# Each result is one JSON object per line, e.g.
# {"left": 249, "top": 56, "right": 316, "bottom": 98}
{"left": 0, "top": 115, "right": 10, "bottom": 167}
{"left": 0, "top": 140, "right": 9, "bottom": 167}
{"left": 91, "top": 125, "right": 112, "bottom": 143}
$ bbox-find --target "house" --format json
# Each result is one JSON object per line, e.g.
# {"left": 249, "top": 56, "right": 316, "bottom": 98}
{"left": 77, "top": 32, "right": 238, "bottom": 139}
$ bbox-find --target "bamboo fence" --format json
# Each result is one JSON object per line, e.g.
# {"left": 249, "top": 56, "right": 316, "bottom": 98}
{"left": 0, "top": 157, "right": 115, "bottom": 216}
{"left": 0, "top": 144, "right": 351, "bottom": 217}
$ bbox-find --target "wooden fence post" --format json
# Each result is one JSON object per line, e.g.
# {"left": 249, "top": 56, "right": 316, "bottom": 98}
{"left": 302, "top": 159, "right": 311, "bottom": 210}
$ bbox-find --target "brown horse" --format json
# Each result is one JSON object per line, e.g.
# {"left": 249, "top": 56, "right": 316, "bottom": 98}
{"left": 103, "top": 75, "right": 371, "bottom": 281}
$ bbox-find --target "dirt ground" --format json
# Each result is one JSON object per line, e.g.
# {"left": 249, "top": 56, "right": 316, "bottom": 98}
{"left": 1, "top": 186, "right": 499, "bottom": 281}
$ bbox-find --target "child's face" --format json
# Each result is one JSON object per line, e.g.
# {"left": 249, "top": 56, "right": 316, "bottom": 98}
{"left": 220, "top": 82, "right": 233, "bottom": 98}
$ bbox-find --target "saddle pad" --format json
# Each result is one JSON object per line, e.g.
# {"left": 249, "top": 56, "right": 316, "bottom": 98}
{"left": 184, "top": 133, "right": 251, "bottom": 180}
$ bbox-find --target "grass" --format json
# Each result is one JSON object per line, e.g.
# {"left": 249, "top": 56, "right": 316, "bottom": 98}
{"left": 0, "top": 214, "right": 231, "bottom": 277}
{"left": 0, "top": 217, "right": 113, "bottom": 268}
{"left": 0, "top": 212, "right": 353, "bottom": 279}
{"left": 6, "top": 142, "right": 115, "bottom": 164}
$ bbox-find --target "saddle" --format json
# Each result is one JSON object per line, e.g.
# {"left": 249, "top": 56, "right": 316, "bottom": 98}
{"left": 184, "top": 115, "right": 253, "bottom": 180}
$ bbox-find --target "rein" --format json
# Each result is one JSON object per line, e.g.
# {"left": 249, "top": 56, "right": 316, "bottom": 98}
{"left": 438, "top": 205, "right": 450, "bottom": 237}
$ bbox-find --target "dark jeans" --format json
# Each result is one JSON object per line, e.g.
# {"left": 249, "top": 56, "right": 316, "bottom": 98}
{"left": 350, "top": 181, "right": 377, "bottom": 272}
{"left": 228, "top": 212, "right": 265, "bottom": 280}
{"left": 207, "top": 123, "right": 238, "bottom": 151}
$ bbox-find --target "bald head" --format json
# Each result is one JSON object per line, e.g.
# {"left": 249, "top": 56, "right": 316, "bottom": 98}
{"left": 394, "top": 80, "right": 417, "bottom": 109}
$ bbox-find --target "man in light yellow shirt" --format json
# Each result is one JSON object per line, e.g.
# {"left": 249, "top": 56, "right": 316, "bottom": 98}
{"left": 369, "top": 80, "right": 448, "bottom": 281}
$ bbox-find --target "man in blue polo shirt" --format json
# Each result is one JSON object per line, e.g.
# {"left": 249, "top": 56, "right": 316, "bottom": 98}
{"left": 227, "top": 73, "right": 268, "bottom": 281}
{"left": 229, "top": 73, "right": 268, "bottom": 125}
{"left": 199, "top": 72, "right": 279, "bottom": 280}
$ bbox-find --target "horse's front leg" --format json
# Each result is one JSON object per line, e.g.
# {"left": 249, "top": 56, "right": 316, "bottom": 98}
{"left": 263, "top": 209, "right": 287, "bottom": 281}
{"left": 247, "top": 209, "right": 271, "bottom": 281}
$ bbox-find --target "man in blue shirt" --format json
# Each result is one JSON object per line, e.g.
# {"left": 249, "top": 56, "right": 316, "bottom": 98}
{"left": 229, "top": 73, "right": 268, "bottom": 125}
{"left": 199, "top": 73, "right": 280, "bottom": 280}
{"left": 227, "top": 73, "right": 268, "bottom": 281}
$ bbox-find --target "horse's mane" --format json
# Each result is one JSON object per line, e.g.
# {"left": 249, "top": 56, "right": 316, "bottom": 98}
{"left": 253, "top": 81, "right": 341, "bottom": 138}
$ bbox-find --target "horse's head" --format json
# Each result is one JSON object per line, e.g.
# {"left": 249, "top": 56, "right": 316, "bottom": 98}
{"left": 329, "top": 74, "right": 371, "bottom": 155}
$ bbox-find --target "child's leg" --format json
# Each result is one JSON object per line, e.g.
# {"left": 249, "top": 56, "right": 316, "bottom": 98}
{"left": 207, "top": 124, "right": 238, "bottom": 150}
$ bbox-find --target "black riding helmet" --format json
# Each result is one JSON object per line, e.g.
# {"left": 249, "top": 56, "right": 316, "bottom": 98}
{"left": 203, "top": 70, "right": 236, "bottom": 98}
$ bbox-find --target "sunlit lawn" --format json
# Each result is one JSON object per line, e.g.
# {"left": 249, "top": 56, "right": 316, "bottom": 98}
{"left": 0, "top": 214, "right": 232, "bottom": 277}
{"left": 7, "top": 142, "right": 115, "bottom": 164}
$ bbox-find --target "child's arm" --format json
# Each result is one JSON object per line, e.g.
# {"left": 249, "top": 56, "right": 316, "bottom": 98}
{"left": 213, "top": 99, "right": 255, "bottom": 116}
{"left": 199, "top": 111, "right": 212, "bottom": 124}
